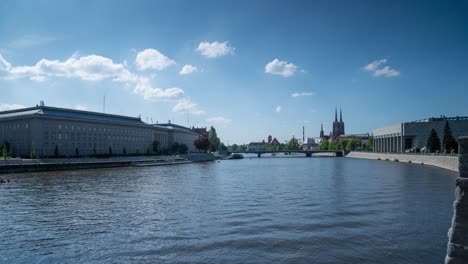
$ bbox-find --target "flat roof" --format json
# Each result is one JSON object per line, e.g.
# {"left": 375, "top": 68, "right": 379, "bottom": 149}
{"left": 0, "top": 105, "right": 149, "bottom": 126}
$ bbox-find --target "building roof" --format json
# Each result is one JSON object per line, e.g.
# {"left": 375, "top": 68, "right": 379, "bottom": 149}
{"left": 0, "top": 105, "right": 150, "bottom": 126}
{"left": 410, "top": 116, "right": 468, "bottom": 123}
{"left": 155, "top": 123, "right": 199, "bottom": 135}
{"left": 339, "top": 133, "right": 370, "bottom": 138}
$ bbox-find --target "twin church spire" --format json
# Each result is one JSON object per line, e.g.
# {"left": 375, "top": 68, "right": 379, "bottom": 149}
{"left": 334, "top": 107, "right": 343, "bottom": 123}
{"left": 320, "top": 107, "right": 345, "bottom": 139}
{"left": 332, "top": 106, "right": 345, "bottom": 138}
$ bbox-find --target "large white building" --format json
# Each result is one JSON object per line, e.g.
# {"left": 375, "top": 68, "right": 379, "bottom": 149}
{"left": 0, "top": 103, "right": 199, "bottom": 157}
{"left": 373, "top": 116, "right": 468, "bottom": 152}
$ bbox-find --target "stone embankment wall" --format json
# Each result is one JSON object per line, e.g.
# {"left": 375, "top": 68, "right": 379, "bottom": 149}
{"left": 182, "top": 153, "right": 215, "bottom": 162}
{"left": 446, "top": 136, "right": 468, "bottom": 263}
{"left": 0, "top": 154, "right": 214, "bottom": 174}
{"left": 346, "top": 151, "right": 459, "bottom": 172}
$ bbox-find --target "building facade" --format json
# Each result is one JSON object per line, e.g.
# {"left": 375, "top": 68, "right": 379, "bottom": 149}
{"left": 156, "top": 123, "right": 199, "bottom": 152}
{"left": 0, "top": 104, "right": 198, "bottom": 157}
{"left": 373, "top": 116, "right": 468, "bottom": 153}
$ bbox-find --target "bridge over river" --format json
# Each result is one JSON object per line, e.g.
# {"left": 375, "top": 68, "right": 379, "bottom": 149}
{"left": 230, "top": 150, "right": 345, "bottom": 157}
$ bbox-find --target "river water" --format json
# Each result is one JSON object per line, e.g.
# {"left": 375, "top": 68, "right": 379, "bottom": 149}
{"left": 0, "top": 156, "right": 458, "bottom": 263}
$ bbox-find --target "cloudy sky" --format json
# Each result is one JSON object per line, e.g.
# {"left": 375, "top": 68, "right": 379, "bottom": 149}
{"left": 1, "top": 0, "right": 467, "bottom": 144}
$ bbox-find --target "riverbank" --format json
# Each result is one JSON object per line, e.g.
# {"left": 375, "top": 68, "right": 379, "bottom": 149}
{"left": 346, "top": 151, "right": 459, "bottom": 172}
{"left": 0, "top": 153, "right": 215, "bottom": 174}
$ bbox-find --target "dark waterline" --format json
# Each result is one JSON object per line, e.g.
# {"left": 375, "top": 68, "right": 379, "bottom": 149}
{"left": 0, "top": 157, "right": 457, "bottom": 263}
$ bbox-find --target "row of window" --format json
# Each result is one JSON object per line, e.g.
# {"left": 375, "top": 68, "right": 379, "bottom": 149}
{"left": 45, "top": 122, "right": 151, "bottom": 136}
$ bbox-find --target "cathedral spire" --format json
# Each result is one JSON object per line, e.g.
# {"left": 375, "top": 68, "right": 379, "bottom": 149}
{"left": 340, "top": 107, "right": 342, "bottom": 122}
{"left": 335, "top": 107, "right": 338, "bottom": 122}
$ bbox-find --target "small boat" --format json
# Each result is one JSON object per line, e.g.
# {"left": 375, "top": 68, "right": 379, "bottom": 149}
{"left": 228, "top": 154, "right": 244, "bottom": 160}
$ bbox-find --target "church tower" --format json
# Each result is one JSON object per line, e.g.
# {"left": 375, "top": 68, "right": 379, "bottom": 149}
{"left": 332, "top": 107, "right": 345, "bottom": 138}
{"left": 319, "top": 122, "right": 324, "bottom": 138}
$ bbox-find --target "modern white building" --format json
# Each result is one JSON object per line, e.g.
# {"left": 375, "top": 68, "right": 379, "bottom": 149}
{"left": 373, "top": 116, "right": 468, "bottom": 152}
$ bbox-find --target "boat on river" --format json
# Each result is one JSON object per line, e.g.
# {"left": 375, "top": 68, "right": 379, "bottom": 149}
{"left": 227, "top": 153, "right": 244, "bottom": 160}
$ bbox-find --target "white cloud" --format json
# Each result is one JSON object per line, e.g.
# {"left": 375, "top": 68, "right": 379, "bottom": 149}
{"left": 374, "top": 66, "right": 400, "bottom": 77}
{"left": 0, "top": 103, "right": 26, "bottom": 111}
{"left": 2, "top": 54, "right": 134, "bottom": 82}
{"left": 275, "top": 106, "right": 282, "bottom": 113}
{"left": 135, "top": 49, "right": 175, "bottom": 71}
{"left": 291, "top": 92, "right": 314, "bottom": 97}
{"left": 265, "top": 59, "right": 298, "bottom": 77}
{"left": 179, "top": 64, "right": 198, "bottom": 75}
{"left": 134, "top": 78, "right": 184, "bottom": 101}
{"left": 0, "top": 53, "right": 196, "bottom": 108}
{"left": 363, "top": 59, "right": 387, "bottom": 72}
{"left": 172, "top": 98, "right": 204, "bottom": 115}
{"left": 362, "top": 59, "right": 400, "bottom": 78}
{"left": 196, "top": 41, "right": 234, "bottom": 58}
{"left": 206, "top": 116, "right": 231, "bottom": 125}
{"left": 0, "top": 54, "right": 12, "bottom": 71}
{"left": 30, "top": 76, "right": 47, "bottom": 82}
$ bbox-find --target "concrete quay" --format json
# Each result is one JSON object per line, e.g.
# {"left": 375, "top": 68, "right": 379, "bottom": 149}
{"left": 0, "top": 154, "right": 215, "bottom": 174}
{"left": 346, "top": 151, "right": 459, "bottom": 172}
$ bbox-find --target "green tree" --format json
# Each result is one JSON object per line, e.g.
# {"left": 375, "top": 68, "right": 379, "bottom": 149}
{"left": 171, "top": 142, "right": 180, "bottom": 154}
{"left": 286, "top": 137, "right": 300, "bottom": 150}
{"left": 320, "top": 140, "right": 329, "bottom": 150}
{"left": 123, "top": 146, "right": 127, "bottom": 156}
{"left": 442, "top": 121, "right": 458, "bottom": 153}
{"left": 219, "top": 143, "right": 228, "bottom": 151}
{"left": 152, "top": 140, "right": 160, "bottom": 154}
{"left": 178, "top": 143, "right": 188, "bottom": 154}
{"left": 231, "top": 144, "right": 239, "bottom": 151}
{"left": 346, "top": 139, "right": 360, "bottom": 151}
{"left": 2, "top": 140, "right": 10, "bottom": 153}
{"left": 208, "top": 126, "right": 220, "bottom": 151}
{"left": 367, "top": 135, "right": 374, "bottom": 151}
{"left": 161, "top": 147, "right": 169, "bottom": 155}
{"left": 328, "top": 141, "right": 337, "bottom": 151}
{"left": 146, "top": 145, "right": 151, "bottom": 156}
{"left": 426, "top": 128, "right": 441, "bottom": 153}
{"left": 93, "top": 144, "right": 97, "bottom": 155}
{"left": 108, "top": 146, "right": 113, "bottom": 156}
{"left": 30, "top": 143, "right": 36, "bottom": 159}
{"left": 75, "top": 148, "right": 79, "bottom": 158}
{"left": 2, "top": 144, "right": 8, "bottom": 160}
{"left": 54, "top": 144, "right": 59, "bottom": 158}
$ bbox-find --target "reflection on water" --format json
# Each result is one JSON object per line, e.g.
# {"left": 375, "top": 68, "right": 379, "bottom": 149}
{"left": 0, "top": 157, "right": 457, "bottom": 263}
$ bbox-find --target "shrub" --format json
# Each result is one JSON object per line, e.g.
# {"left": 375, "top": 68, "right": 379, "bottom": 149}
{"left": 394, "top": 159, "right": 399, "bottom": 162}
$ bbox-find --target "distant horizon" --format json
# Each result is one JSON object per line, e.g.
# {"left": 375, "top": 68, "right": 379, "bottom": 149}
{"left": 1, "top": 0, "right": 467, "bottom": 144}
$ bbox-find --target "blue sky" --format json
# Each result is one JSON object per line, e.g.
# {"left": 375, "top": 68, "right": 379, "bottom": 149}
{"left": 0, "top": 0, "right": 467, "bottom": 144}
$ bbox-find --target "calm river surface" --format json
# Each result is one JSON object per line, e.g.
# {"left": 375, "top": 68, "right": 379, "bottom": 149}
{"left": 0, "top": 156, "right": 458, "bottom": 263}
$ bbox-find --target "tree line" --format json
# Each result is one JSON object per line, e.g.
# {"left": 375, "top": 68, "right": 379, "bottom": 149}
{"left": 426, "top": 120, "right": 458, "bottom": 154}
{"left": 319, "top": 137, "right": 373, "bottom": 152}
